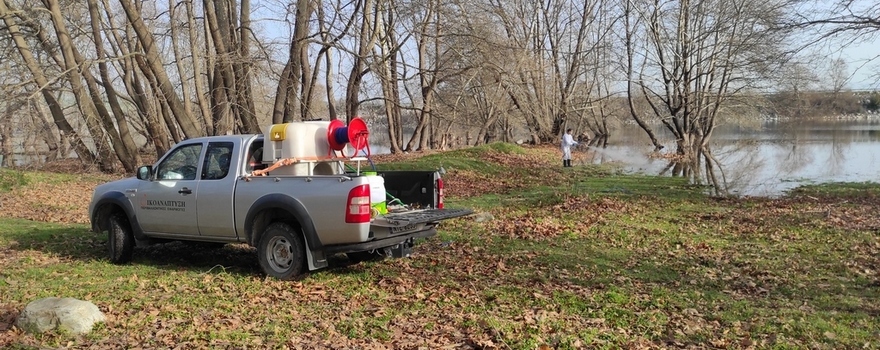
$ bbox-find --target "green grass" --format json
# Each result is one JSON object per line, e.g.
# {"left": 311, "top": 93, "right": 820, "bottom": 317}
{"left": 374, "top": 142, "right": 526, "bottom": 173}
{"left": 788, "top": 181, "right": 880, "bottom": 198}
{"left": 2, "top": 146, "right": 879, "bottom": 348}
{"left": 0, "top": 169, "right": 28, "bottom": 192}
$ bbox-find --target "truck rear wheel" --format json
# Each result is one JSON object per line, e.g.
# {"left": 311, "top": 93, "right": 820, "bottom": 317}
{"left": 257, "top": 222, "right": 305, "bottom": 280}
{"left": 108, "top": 212, "right": 134, "bottom": 264}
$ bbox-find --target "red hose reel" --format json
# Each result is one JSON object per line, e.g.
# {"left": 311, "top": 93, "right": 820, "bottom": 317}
{"left": 327, "top": 117, "right": 370, "bottom": 158}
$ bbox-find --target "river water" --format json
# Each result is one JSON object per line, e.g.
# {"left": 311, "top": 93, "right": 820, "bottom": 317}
{"left": 6, "top": 117, "right": 877, "bottom": 197}
{"left": 368, "top": 118, "right": 880, "bottom": 196}
{"left": 581, "top": 117, "right": 880, "bottom": 196}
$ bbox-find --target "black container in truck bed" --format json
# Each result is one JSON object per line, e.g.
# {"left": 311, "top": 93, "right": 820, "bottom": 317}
{"left": 380, "top": 170, "right": 443, "bottom": 209}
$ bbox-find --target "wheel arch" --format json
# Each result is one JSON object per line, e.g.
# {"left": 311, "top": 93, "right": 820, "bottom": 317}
{"left": 91, "top": 192, "right": 145, "bottom": 240}
{"left": 244, "top": 193, "right": 321, "bottom": 250}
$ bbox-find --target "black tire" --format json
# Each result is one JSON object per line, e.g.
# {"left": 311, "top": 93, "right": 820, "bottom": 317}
{"left": 257, "top": 222, "right": 305, "bottom": 280}
{"left": 107, "top": 212, "right": 135, "bottom": 264}
{"left": 347, "top": 250, "right": 386, "bottom": 264}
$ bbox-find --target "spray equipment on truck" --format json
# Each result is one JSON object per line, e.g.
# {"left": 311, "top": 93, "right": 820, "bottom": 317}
{"left": 249, "top": 118, "right": 408, "bottom": 217}
{"left": 327, "top": 118, "right": 370, "bottom": 158}
{"left": 255, "top": 118, "right": 371, "bottom": 177}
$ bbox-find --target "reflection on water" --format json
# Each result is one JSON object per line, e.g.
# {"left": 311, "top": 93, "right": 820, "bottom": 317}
{"left": 588, "top": 118, "right": 880, "bottom": 196}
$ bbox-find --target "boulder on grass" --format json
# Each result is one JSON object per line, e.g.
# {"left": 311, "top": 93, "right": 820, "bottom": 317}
{"left": 16, "top": 297, "right": 105, "bottom": 335}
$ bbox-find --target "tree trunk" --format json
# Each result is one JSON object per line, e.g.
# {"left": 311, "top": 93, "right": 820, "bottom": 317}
{"left": 119, "top": 0, "right": 204, "bottom": 139}
{"left": 100, "top": 0, "right": 170, "bottom": 156}
{"left": 0, "top": 115, "right": 10, "bottom": 167}
{"left": 272, "top": 61, "right": 292, "bottom": 124}
{"left": 623, "top": 0, "right": 664, "bottom": 152}
{"left": 185, "top": 0, "right": 214, "bottom": 135}
{"left": 236, "top": 0, "right": 259, "bottom": 132}
{"left": 168, "top": 0, "right": 196, "bottom": 132}
{"left": 0, "top": 1, "right": 96, "bottom": 166}
{"left": 474, "top": 105, "right": 500, "bottom": 146}
{"left": 346, "top": 0, "right": 379, "bottom": 124}
{"left": 324, "top": 42, "right": 338, "bottom": 121}
{"left": 203, "top": 0, "right": 235, "bottom": 134}
{"left": 31, "top": 101, "right": 61, "bottom": 162}
{"left": 41, "top": 0, "right": 118, "bottom": 172}
{"left": 273, "top": 0, "right": 314, "bottom": 123}
{"left": 136, "top": 54, "right": 182, "bottom": 145}
{"left": 0, "top": 101, "right": 25, "bottom": 166}
{"left": 130, "top": 71, "right": 171, "bottom": 155}
{"left": 85, "top": 0, "right": 141, "bottom": 171}
{"left": 374, "top": 1, "right": 404, "bottom": 153}
{"left": 408, "top": 0, "right": 438, "bottom": 152}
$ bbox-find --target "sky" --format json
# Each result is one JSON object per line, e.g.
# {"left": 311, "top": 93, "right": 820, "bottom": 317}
{"left": 840, "top": 40, "right": 879, "bottom": 90}
{"left": 806, "top": 0, "right": 880, "bottom": 91}
{"left": 811, "top": 22, "right": 880, "bottom": 91}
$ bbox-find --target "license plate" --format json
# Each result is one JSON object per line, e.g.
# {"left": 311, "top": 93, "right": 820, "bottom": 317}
{"left": 390, "top": 223, "right": 419, "bottom": 234}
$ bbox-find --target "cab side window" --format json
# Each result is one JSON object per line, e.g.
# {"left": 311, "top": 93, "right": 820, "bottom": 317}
{"left": 202, "top": 142, "right": 234, "bottom": 180}
{"left": 246, "top": 140, "right": 267, "bottom": 172}
{"left": 156, "top": 144, "right": 203, "bottom": 180}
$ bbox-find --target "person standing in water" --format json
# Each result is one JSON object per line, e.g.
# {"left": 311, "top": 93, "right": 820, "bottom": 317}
{"left": 561, "top": 128, "right": 577, "bottom": 167}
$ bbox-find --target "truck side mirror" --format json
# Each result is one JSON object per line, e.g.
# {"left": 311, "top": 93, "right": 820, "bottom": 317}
{"left": 137, "top": 166, "right": 153, "bottom": 180}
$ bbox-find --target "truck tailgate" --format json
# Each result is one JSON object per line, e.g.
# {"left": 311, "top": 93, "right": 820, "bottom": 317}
{"left": 374, "top": 208, "right": 473, "bottom": 226}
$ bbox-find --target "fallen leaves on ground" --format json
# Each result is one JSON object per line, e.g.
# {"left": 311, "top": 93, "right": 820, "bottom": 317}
{"left": 1, "top": 145, "right": 879, "bottom": 349}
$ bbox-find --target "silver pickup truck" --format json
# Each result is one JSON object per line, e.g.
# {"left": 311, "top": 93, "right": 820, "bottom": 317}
{"left": 89, "top": 134, "right": 471, "bottom": 280}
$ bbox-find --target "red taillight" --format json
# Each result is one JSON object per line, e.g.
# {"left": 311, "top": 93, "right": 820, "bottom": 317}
{"left": 346, "top": 184, "right": 371, "bottom": 223}
{"left": 437, "top": 178, "right": 444, "bottom": 209}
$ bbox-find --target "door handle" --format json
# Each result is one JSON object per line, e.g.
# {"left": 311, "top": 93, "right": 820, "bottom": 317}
{"left": 178, "top": 187, "right": 193, "bottom": 194}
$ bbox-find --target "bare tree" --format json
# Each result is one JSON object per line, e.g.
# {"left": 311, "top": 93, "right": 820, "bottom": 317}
{"left": 622, "top": 0, "right": 663, "bottom": 151}
{"left": 316, "top": 1, "right": 341, "bottom": 122}
{"left": 408, "top": 0, "right": 439, "bottom": 151}
{"left": 345, "top": 0, "right": 382, "bottom": 124}
{"left": 86, "top": 0, "right": 142, "bottom": 170}
{"left": 0, "top": 99, "right": 24, "bottom": 167}
{"left": 203, "top": 0, "right": 259, "bottom": 134}
{"left": 273, "top": 0, "right": 315, "bottom": 123}
{"left": 119, "top": 0, "right": 204, "bottom": 139}
{"left": 829, "top": 57, "right": 851, "bottom": 94}
{"left": 0, "top": 0, "right": 99, "bottom": 168}
{"left": 236, "top": 0, "right": 259, "bottom": 132}
{"left": 374, "top": 0, "right": 405, "bottom": 152}
{"left": 773, "top": 61, "right": 819, "bottom": 118}
{"left": 3, "top": 0, "right": 279, "bottom": 170}
{"left": 40, "top": 0, "right": 123, "bottom": 172}
{"left": 543, "top": 0, "right": 610, "bottom": 140}
{"left": 101, "top": 0, "right": 172, "bottom": 155}
{"left": 795, "top": 0, "right": 879, "bottom": 42}
{"left": 4, "top": 0, "right": 810, "bottom": 173}
{"left": 184, "top": 0, "right": 214, "bottom": 135}
{"left": 169, "top": 0, "right": 198, "bottom": 134}
{"left": 625, "top": 0, "right": 795, "bottom": 156}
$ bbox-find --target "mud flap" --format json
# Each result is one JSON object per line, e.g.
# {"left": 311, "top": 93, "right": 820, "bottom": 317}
{"left": 306, "top": 243, "right": 329, "bottom": 271}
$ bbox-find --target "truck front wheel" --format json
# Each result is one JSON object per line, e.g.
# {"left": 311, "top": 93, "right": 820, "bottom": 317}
{"left": 257, "top": 222, "right": 305, "bottom": 280}
{"left": 107, "top": 212, "right": 134, "bottom": 264}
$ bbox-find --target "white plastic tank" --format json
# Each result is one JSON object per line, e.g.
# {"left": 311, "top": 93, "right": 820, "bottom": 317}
{"left": 363, "top": 172, "right": 387, "bottom": 215}
{"left": 261, "top": 121, "right": 333, "bottom": 175}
